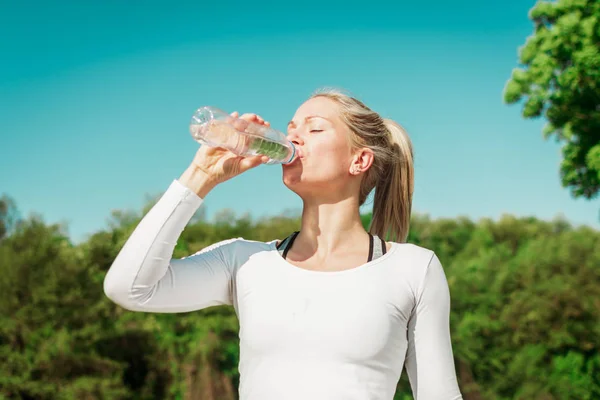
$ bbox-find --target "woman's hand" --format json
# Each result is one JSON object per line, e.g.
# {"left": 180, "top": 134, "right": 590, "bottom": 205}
{"left": 179, "top": 112, "right": 271, "bottom": 197}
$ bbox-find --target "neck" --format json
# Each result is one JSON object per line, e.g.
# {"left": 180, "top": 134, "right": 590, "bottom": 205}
{"left": 296, "top": 194, "right": 368, "bottom": 256}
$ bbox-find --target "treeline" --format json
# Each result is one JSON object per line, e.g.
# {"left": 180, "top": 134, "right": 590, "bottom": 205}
{"left": 0, "top": 195, "right": 598, "bottom": 399}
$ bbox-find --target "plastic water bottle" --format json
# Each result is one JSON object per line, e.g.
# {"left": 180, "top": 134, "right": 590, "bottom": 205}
{"left": 189, "top": 106, "right": 296, "bottom": 165}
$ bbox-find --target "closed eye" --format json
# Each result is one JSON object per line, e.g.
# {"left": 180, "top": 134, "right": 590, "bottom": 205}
{"left": 310, "top": 130, "right": 323, "bottom": 133}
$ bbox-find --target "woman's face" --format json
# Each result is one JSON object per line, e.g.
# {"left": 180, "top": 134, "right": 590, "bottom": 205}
{"left": 282, "top": 97, "right": 360, "bottom": 199}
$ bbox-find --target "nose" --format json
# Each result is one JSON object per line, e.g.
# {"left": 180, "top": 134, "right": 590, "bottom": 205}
{"left": 286, "top": 130, "right": 304, "bottom": 146}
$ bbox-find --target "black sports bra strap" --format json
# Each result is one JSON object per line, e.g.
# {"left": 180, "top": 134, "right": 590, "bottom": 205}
{"left": 282, "top": 231, "right": 299, "bottom": 259}
{"left": 278, "top": 231, "right": 299, "bottom": 259}
{"left": 278, "top": 231, "right": 385, "bottom": 262}
{"left": 367, "top": 233, "right": 374, "bottom": 262}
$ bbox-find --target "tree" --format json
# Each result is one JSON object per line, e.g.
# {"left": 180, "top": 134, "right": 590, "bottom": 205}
{"left": 504, "top": 0, "right": 600, "bottom": 201}
{"left": 2, "top": 192, "right": 599, "bottom": 399}
{"left": 0, "top": 194, "right": 19, "bottom": 240}
{"left": 0, "top": 216, "right": 130, "bottom": 399}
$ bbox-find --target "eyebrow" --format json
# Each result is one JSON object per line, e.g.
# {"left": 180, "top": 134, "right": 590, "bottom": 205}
{"left": 287, "top": 115, "right": 331, "bottom": 127}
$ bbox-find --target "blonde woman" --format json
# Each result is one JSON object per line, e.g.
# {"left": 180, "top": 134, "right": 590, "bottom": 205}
{"left": 104, "top": 88, "right": 463, "bottom": 400}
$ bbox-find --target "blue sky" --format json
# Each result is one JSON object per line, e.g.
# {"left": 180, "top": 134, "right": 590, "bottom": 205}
{"left": 1, "top": 0, "right": 598, "bottom": 243}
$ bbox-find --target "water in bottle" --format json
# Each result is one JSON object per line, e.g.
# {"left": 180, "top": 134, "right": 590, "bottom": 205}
{"left": 189, "top": 106, "right": 296, "bottom": 164}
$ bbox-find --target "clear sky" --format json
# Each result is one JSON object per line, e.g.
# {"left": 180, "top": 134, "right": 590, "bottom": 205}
{"left": 1, "top": 0, "right": 598, "bottom": 243}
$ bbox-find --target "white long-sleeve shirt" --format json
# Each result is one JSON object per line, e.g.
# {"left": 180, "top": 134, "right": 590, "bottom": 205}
{"left": 103, "top": 179, "right": 463, "bottom": 400}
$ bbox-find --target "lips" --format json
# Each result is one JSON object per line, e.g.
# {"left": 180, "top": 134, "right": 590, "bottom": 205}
{"left": 291, "top": 146, "right": 303, "bottom": 161}
{"left": 284, "top": 147, "right": 303, "bottom": 166}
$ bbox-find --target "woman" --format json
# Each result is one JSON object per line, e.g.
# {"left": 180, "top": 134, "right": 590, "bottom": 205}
{"left": 104, "top": 88, "right": 463, "bottom": 400}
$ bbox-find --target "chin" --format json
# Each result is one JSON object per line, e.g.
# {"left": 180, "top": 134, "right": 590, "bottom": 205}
{"left": 282, "top": 167, "right": 302, "bottom": 188}
{"left": 282, "top": 168, "right": 339, "bottom": 196}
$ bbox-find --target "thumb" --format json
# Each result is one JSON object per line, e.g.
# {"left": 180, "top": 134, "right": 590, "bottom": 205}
{"left": 239, "top": 155, "right": 269, "bottom": 172}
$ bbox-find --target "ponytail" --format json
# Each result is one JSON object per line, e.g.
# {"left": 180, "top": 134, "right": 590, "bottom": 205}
{"left": 309, "top": 88, "right": 414, "bottom": 242}
{"left": 369, "top": 119, "right": 414, "bottom": 242}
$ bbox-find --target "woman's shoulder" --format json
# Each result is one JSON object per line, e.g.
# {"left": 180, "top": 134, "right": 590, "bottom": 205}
{"left": 386, "top": 242, "right": 442, "bottom": 276}
{"left": 191, "top": 237, "right": 277, "bottom": 256}
{"left": 385, "top": 242, "right": 448, "bottom": 295}
{"left": 388, "top": 241, "right": 436, "bottom": 262}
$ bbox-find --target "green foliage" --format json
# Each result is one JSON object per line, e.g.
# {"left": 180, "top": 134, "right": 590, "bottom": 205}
{"left": 1, "top": 195, "right": 598, "bottom": 399}
{"left": 0, "top": 195, "right": 19, "bottom": 241}
{"left": 0, "top": 217, "right": 132, "bottom": 399}
{"left": 504, "top": 0, "right": 600, "bottom": 200}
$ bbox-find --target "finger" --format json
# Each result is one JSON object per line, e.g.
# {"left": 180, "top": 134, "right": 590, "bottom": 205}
{"left": 240, "top": 113, "right": 269, "bottom": 126}
{"left": 230, "top": 111, "right": 239, "bottom": 117}
{"left": 238, "top": 155, "right": 265, "bottom": 171}
{"left": 232, "top": 118, "right": 250, "bottom": 132}
{"left": 256, "top": 116, "right": 269, "bottom": 126}
{"left": 240, "top": 113, "right": 258, "bottom": 121}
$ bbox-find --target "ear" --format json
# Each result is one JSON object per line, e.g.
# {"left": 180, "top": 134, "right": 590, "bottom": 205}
{"left": 349, "top": 147, "right": 375, "bottom": 176}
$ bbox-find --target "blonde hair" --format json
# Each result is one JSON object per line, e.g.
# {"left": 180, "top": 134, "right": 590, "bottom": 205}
{"left": 310, "top": 88, "right": 414, "bottom": 242}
